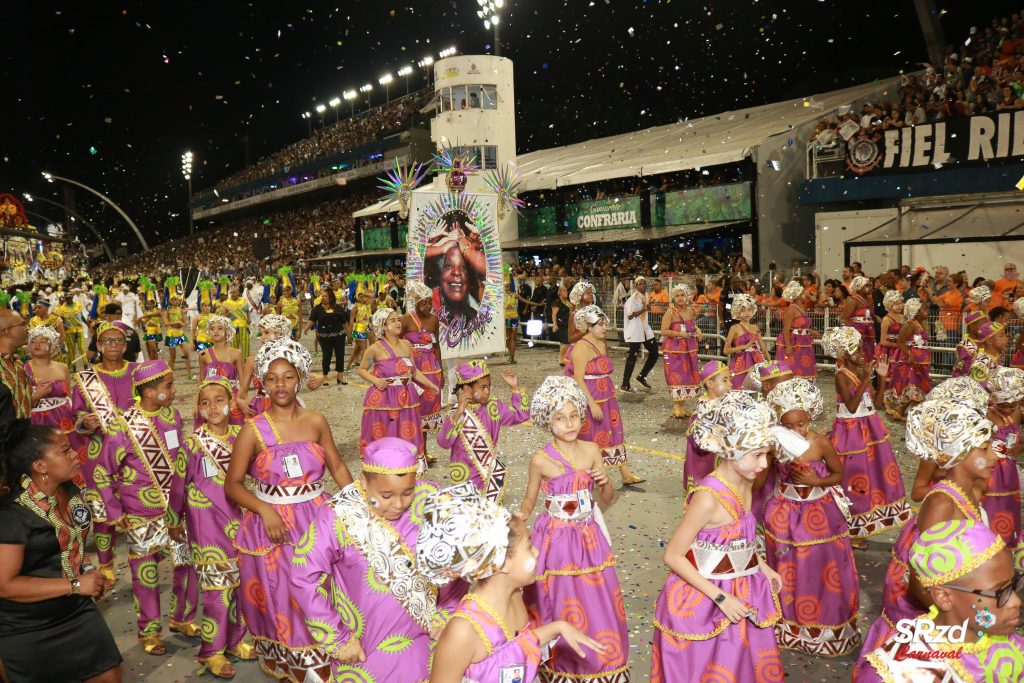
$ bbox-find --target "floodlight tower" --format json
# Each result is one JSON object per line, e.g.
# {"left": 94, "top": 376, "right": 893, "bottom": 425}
{"left": 477, "top": 0, "right": 504, "bottom": 56}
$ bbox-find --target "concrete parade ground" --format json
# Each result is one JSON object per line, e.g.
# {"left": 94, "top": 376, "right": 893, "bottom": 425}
{"left": 96, "top": 342, "right": 918, "bottom": 682}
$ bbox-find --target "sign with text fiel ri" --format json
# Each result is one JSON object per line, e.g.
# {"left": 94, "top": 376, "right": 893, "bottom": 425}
{"left": 565, "top": 196, "right": 642, "bottom": 232}
{"left": 361, "top": 225, "right": 392, "bottom": 250}
{"left": 657, "top": 182, "right": 752, "bottom": 226}
{"left": 846, "top": 112, "right": 1024, "bottom": 175}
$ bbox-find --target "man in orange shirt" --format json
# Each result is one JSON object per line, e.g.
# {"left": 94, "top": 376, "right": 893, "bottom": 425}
{"left": 648, "top": 278, "right": 670, "bottom": 317}
{"left": 992, "top": 263, "right": 1019, "bottom": 309}
{"left": 926, "top": 266, "right": 962, "bottom": 350}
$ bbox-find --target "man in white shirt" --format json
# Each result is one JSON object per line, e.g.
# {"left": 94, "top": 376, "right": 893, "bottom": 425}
{"left": 116, "top": 284, "right": 143, "bottom": 329}
{"left": 245, "top": 278, "right": 263, "bottom": 329}
{"left": 622, "top": 276, "right": 658, "bottom": 392}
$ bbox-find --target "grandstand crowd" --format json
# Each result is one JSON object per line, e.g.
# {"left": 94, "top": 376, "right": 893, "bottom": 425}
{"left": 813, "top": 9, "right": 1024, "bottom": 145}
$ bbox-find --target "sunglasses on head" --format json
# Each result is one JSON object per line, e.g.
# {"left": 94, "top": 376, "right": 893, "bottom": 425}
{"left": 944, "top": 571, "right": 1024, "bottom": 608}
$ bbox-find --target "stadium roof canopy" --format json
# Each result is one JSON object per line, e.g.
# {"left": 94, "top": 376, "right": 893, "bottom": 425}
{"left": 514, "top": 76, "right": 902, "bottom": 192}
{"left": 347, "top": 75, "right": 902, "bottom": 218}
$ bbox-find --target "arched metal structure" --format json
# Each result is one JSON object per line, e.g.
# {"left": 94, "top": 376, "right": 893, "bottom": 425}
{"left": 28, "top": 194, "right": 114, "bottom": 260}
{"left": 42, "top": 172, "right": 149, "bottom": 251}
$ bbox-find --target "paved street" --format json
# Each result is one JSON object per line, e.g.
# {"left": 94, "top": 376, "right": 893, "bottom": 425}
{"left": 99, "top": 343, "right": 907, "bottom": 682}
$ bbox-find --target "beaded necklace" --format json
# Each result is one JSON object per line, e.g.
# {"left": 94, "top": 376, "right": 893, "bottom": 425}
{"left": 16, "top": 475, "right": 90, "bottom": 580}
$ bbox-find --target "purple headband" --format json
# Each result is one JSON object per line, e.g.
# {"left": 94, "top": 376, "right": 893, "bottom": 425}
{"left": 363, "top": 437, "right": 419, "bottom": 476}
{"left": 964, "top": 310, "right": 987, "bottom": 326}
{"left": 700, "top": 360, "right": 728, "bottom": 384}
{"left": 455, "top": 360, "right": 489, "bottom": 387}
{"left": 758, "top": 361, "right": 793, "bottom": 382}
{"left": 133, "top": 359, "right": 172, "bottom": 388}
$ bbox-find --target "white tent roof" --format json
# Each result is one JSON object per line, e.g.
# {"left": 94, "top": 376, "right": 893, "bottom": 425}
{"left": 352, "top": 199, "right": 399, "bottom": 218}
{"left": 513, "top": 76, "right": 902, "bottom": 192}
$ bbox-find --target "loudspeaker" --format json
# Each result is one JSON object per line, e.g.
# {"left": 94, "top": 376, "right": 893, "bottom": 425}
{"left": 253, "top": 238, "right": 273, "bottom": 261}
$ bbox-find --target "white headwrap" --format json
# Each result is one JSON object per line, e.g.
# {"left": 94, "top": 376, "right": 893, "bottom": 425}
{"left": 258, "top": 314, "right": 292, "bottom": 338}
{"left": 926, "top": 376, "right": 991, "bottom": 412}
{"left": 903, "top": 297, "right": 923, "bottom": 320}
{"left": 990, "top": 367, "right": 1024, "bottom": 404}
{"left": 782, "top": 281, "right": 804, "bottom": 302}
{"left": 1014, "top": 297, "right": 1024, "bottom": 321}
{"left": 820, "top": 326, "right": 861, "bottom": 359}
{"left": 416, "top": 482, "right": 512, "bottom": 587}
{"left": 968, "top": 286, "right": 992, "bottom": 306}
{"left": 766, "top": 377, "right": 823, "bottom": 420}
{"left": 254, "top": 338, "right": 312, "bottom": 387}
{"left": 205, "top": 314, "right": 236, "bottom": 343}
{"left": 850, "top": 275, "right": 871, "bottom": 293}
{"left": 26, "top": 325, "right": 61, "bottom": 351}
{"left": 573, "top": 304, "right": 608, "bottom": 332}
{"left": 731, "top": 293, "right": 757, "bottom": 316}
{"left": 530, "top": 376, "right": 589, "bottom": 431}
{"left": 569, "top": 280, "right": 596, "bottom": 307}
{"left": 692, "top": 392, "right": 775, "bottom": 460}
{"left": 371, "top": 307, "right": 395, "bottom": 337}
{"left": 883, "top": 290, "right": 904, "bottom": 312}
{"left": 905, "top": 399, "right": 994, "bottom": 469}
{"left": 671, "top": 283, "right": 695, "bottom": 301}
{"left": 405, "top": 281, "right": 432, "bottom": 309}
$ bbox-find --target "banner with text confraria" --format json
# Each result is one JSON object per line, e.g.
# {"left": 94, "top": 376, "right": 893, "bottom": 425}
{"left": 564, "top": 196, "right": 642, "bottom": 232}
{"left": 846, "top": 112, "right": 1024, "bottom": 175}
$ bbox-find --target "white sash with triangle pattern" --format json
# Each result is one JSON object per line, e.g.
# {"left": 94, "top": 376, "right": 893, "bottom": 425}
{"left": 458, "top": 406, "right": 505, "bottom": 503}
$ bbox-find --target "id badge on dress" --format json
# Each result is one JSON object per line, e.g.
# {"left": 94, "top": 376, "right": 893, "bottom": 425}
{"left": 164, "top": 430, "right": 180, "bottom": 450}
{"left": 282, "top": 454, "right": 304, "bottom": 479}
{"left": 202, "top": 457, "right": 219, "bottom": 479}
{"left": 499, "top": 665, "right": 526, "bottom": 683}
{"left": 577, "top": 490, "right": 593, "bottom": 515}
{"left": 1008, "top": 432, "right": 1018, "bottom": 450}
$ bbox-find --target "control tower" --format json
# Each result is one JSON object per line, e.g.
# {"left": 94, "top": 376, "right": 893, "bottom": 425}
{"left": 429, "top": 55, "right": 517, "bottom": 245}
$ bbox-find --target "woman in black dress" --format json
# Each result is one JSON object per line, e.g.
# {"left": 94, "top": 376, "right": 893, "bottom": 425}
{"left": 305, "top": 288, "right": 350, "bottom": 385}
{"left": 551, "top": 284, "right": 572, "bottom": 366}
{"left": 0, "top": 421, "right": 122, "bottom": 683}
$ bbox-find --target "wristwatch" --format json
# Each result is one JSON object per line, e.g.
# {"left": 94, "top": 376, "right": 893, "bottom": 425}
{"left": 714, "top": 593, "right": 726, "bottom": 605}
{"left": 69, "top": 577, "right": 81, "bottom": 596}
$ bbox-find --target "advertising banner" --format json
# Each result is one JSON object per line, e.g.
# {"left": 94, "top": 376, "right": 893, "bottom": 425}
{"left": 655, "top": 182, "right": 752, "bottom": 226}
{"left": 565, "top": 196, "right": 642, "bottom": 232}
{"left": 407, "top": 192, "right": 504, "bottom": 358}
{"left": 361, "top": 225, "right": 392, "bottom": 250}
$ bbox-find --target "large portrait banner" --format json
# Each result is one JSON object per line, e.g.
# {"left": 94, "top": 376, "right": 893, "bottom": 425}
{"left": 406, "top": 191, "right": 504, "bottom": 359}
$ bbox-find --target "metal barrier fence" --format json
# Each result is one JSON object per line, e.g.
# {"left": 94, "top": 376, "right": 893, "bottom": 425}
{"left": 519, "top": 276, "right": 1021, "bottom": 378}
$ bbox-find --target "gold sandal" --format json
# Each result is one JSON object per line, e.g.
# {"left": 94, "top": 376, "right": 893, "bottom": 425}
{"left": 98, "top": 562, "right": 116, "bottom": 583}
{"left": 140, "top": 635, "right": 167, "bottom": 656}
{"left": 199, "top": 654, "right": 236, "bottom": 679}
{"left": 170, "top": 620, "right": 202, "bottom": 638}
{"left": 227, "top": 642, "right": 256, "bottom": 660}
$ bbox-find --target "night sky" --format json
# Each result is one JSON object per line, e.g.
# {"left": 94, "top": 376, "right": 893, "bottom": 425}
{"left": 1, "top": 1, "right": 1017, "bottom": 252}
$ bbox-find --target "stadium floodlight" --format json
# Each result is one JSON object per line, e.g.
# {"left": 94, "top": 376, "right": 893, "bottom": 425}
{"left": 379, "top": 73, "right": 393, "bottom": 102}
{"left": 181, "top": 152, "right": 194, "bottom": 234}
{"left": 397, "top": 66, "right": 413, "bottom": 77}
{"left": 23, "top": 193, "right": 32, "bottom": 202}
{"left": 478, "top": 1, "right": 503, "bottom": 54}
{"left": 418, "top": 56, "right": 434, "bottom": 67}
{"left": 439, "top": 47, "right": 457, "bottom": 58}
{"left": 343, "top": 89, "right": 357, "bottom": 116}
{"left": 301, "top": 111, "right": 312, "bottom": 134}
{"left": 329, "top": 97, "right": 341, "bottom": 107}
{"left": 315, "top": 104, "right": 327, "bottom": 113}
{"left": 359, "top": 84, "right": 373, "bottom": 92}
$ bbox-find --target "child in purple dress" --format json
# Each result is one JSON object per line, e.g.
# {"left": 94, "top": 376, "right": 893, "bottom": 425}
{"left": 777, "top": 282, "right": 818, "bottom": 379}
{"left": 195, "top": 314, "right": 245, "bottom": 428}
{"left": 660, "top": 283, "right": 701, "bottom": 418}
{"left": 169, "top": 378, "right": 254, "bottom": 678}
{"left": 358, "top": 307, "right": 438, "bottom": 467}
{"left": 437, "top": 360, "right": 529, "bottom": 503}
{"left": 857, "top": 398, "right": 996, "bottom": 656}
{"left": 520, "top": 376, "right": 631, "bottom": 683}
{"left": 892, "top": 297, "right": 931, "bottom": 416}
{"left": 225, "top": 339, "right": 352, "bottom": 682}
{"left": 764, "top": 378, "right": 861, "bottom": 656}
{"left": 952, "top": 309, "right": 989, "bottom": 377}
{"left": 567, "top": 305, "right": 643, "bottom": 486}
{"left": 984, "top": 366, "right": 1024, "bottom": 546}
{"left": 290, "top": 438, "right": 462, "bottom": 682}
{"left": 970, "top": 320, "right": 1008, "bottom": 389}
{"left": 422, "top": 484, "right": 603, "bottom": 683}
{"left": 652, "top": 392, "right": 783, "bottom": 683}
{"left": 402, "top": 281, "right": 444, "bottom": 463}
{"left": 821, "top": 326, "right": 911, "bottom": 545}
{"left": 683, "top": 361, "right": 732, "bottom": 494}
{"left": 724, "top": 294, "right": 765, "bottom": 390}
{"left": 24, "top": 326, "right": 75, "bottom": 433}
